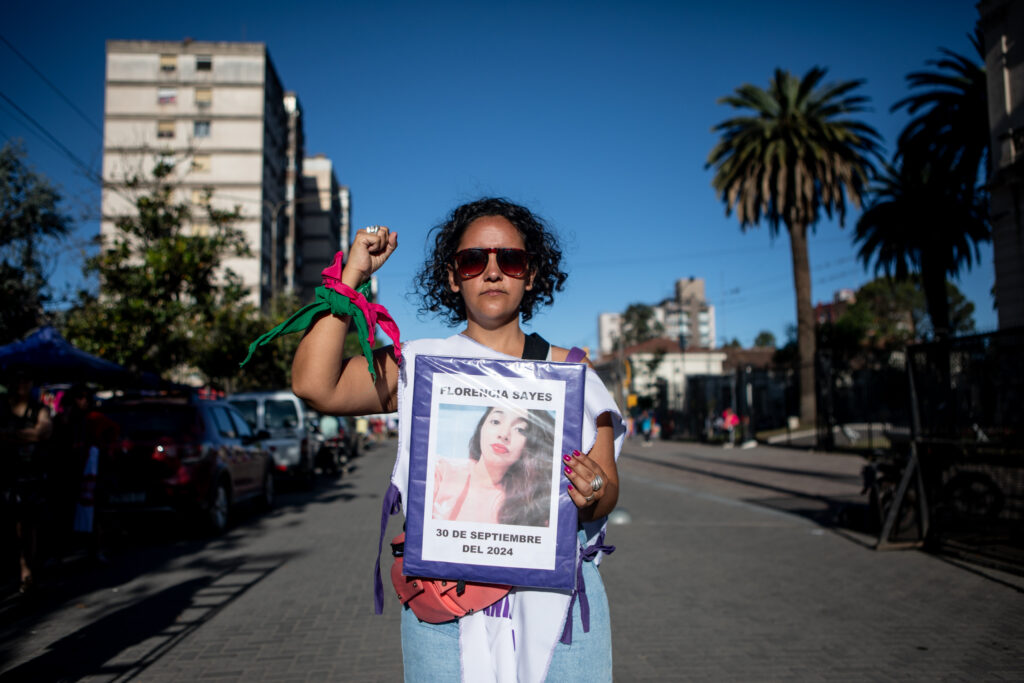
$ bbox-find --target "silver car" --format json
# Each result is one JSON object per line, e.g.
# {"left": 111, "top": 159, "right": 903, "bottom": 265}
{"left": 227, "top": 390, "right": 317, "bottom": 489}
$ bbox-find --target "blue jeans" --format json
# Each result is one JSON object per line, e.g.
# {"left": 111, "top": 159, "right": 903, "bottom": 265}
{"left": 401, "top": 560, "right": 612, "bottom": 681}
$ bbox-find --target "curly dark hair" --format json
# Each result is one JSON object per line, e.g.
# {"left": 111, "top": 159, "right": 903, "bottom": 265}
{"left": 414, "top": 197, "right": 567, "bottom": 325}
{"left": 468, "top": 406, "right": 555, "bottom": 527}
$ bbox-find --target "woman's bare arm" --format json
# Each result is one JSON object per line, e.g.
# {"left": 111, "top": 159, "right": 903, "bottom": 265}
{"left": 291, "top": 227, "right": 400, "bottom": 416}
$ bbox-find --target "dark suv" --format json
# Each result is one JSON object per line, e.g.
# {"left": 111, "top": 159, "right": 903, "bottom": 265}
{"left": 98, "top": 398, "right": 273, "bottom": 534}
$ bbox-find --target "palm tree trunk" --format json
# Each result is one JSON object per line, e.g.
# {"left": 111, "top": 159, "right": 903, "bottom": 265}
{"left": 787, "top": 221, "right": 817, "bottom": 426}
{"left": 920, "top": 252, "right": 950, "bottom": 338}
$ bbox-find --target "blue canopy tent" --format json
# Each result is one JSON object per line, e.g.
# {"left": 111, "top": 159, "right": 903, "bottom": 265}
{"left": 0, "top": 326, "right": 156, "bottom": 387}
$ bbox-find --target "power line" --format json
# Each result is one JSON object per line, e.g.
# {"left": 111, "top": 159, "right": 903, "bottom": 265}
{"left": 0, "top": 89, "right": 100, "bottom": 183}
{"left": 0, "top": 33, "right": 104, "bottom": 136}
{"left": 574, "top": 235, "right": 853, "bottom": 269}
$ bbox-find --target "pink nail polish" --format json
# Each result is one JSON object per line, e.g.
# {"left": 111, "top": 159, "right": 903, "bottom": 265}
{"left": 564, "top": 466, "right": 572, "bottom": 475}
{"left": 568, "top": 484, "right": 574, "bottom": 491}
{"left": 563, "top": 454, "right": 571, "bottom": 462}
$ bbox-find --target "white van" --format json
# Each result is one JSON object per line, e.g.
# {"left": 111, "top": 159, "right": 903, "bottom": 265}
{"left": 227, "top": 390, "right": 317, "bottom": 489}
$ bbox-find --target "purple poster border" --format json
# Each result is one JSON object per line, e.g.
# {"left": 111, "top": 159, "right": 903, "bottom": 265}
{"left": 403, "top": 355, "right": 584, "bottom": 590}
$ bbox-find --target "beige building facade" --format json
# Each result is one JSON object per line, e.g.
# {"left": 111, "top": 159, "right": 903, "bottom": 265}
{"left": 102, "top": 40, "right": 289, "bottom": 308}
{"left": 979, "top": 0, "right": 1024, "bottom": 329}
{"left": 297, "top": 155, "right": 350, "bottom": 302}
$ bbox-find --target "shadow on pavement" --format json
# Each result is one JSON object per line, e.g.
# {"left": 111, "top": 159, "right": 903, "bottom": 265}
{"left": 0, "top": 553, "right": 290, "bottom": 681}
{"left": 623, "top": 451, "right": 876, "bottom": 538}
{"left": 0, "top": 470, "right": 357, "bottom": 657}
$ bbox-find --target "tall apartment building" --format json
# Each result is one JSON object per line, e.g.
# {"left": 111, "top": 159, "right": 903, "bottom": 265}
{"left": 659, "top": 277, "right": 716, "bottom": 349}
{"left": 296, "top": 155, "right": 351, "bottom": 303}
{"left": 101, "top": 39, "right": 291, "bottom": 309}
{"left": 597, "top": 277, "right": 716, "bottom": 356}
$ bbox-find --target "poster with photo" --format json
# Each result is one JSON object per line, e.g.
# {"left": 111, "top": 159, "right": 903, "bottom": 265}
{"left": 403, "top": 354, "right": 586, "bottom": 590}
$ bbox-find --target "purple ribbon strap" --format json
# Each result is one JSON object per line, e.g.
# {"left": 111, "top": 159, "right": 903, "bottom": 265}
{"left": 560, "top": 531, "right": 615, "bottom": 644}
{"left": 374, "top": 483, "right": 403, "bottom": 614}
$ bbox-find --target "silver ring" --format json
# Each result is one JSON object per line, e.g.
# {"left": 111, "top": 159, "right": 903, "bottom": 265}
{"left": 584, "top": 493, "right": 595, "bottom": 503}
{"left": 365, "top": 225, "right": 382, "bottom": 234}
{"left": 590, "top": 474, "right": 604, "bottom": 493}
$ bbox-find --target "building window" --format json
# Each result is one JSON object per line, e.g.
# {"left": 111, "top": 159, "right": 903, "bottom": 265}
{"left": 191, "top": 221, "right": 210, "bottom": 236}
{"left": 192, "top": 154, "right": 211, "bottom": 172}
{"left": 157, "top": 120, "right": 175, "bottom": 139}
{"left": 193, "top": 120, "right": 211, "bottom": 137}
{"left": 195, "top": 87, "right": 212, "bottom": 107}
{"left": 159, "top": 54, "right": 177, "bottom": 72}
{"left": 157, "top": 87, "right": 177, "bottom": 104}
{"left": 196, "top": 55, "right": 212, "bottom": 71}
{"left": 191, "top": 189, "right": 211, "bottom": 206}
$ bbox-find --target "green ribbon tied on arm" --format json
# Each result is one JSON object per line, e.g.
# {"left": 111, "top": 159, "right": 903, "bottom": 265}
{"left": 239, "top": 282, "right": 378, "bottom": 379}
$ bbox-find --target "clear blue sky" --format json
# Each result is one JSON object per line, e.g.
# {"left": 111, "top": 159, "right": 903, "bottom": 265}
{"left": 3, "top": 0, "right": 992, "bottom": 353}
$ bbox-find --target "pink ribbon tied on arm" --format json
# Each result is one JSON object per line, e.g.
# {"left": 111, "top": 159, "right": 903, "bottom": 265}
{"left": 239, "top": 251, "right": 401, "bottom": 378}
{"left": 320, "top": 252, "right": 403, "bottom": 364}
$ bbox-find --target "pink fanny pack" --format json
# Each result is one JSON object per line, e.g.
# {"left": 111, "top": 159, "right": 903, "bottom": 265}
{"left": 389, "top": 532, "right": 510, "bottom": 622}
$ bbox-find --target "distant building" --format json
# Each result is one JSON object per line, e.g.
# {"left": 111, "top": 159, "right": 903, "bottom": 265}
{"left": 593, "top": 337, "right": 726, "bottom": 416}
{"left": 979, "top": 0, "right": 1024, "bottom": 329}
{"left": 597, "top": 277, "right": 716, "bottom": 356}
{"left": 297, "top": 155, "right": 350, "bottom": 302}
{"left": 814, "top": 288, "right": 856, "bottom": 325}
{"left": 658, "top": 277, "right": 716, "bottom": 350}
{"left": 102, "top": 39, "right": 291, "bottom": 309}
{"left": 597, "top": 312, "right": 622, "bottom": 356}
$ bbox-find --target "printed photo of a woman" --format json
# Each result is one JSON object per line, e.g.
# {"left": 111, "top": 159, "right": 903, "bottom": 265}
{"left": 432, "top": 405, "right": 555, "bottom": 527}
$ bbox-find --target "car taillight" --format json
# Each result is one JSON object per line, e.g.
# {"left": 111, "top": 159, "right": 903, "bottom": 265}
{"left": 151, "top": 443, "right": 172, "bottom": 463}
{"left": 152, "top": 439, "right": 202, "bottom": 464}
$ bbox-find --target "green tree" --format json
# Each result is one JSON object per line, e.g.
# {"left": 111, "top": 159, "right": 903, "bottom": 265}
{"left": 64, "top": 158, "right": 250, "bottom": 379}
{"left": 619, "top": 303, "right": 664, "bottom": 347}
{"left": 707, "top": 67, "right": 882, "bottom": 424}
{"left": 723, "top": 338, "right": 742, "bottom": 349}
{"left": 198, "top": 291, "right": 308, "bottom": 392}
{"left": 753, "top": 330, "right": 776, "bottom": 347}
{"left": 0, "top": 142, "right": 72, "bottom": 343}
{"left": 856, "top": 36, "right": 990, "bottom": 338}
{"left": 829, "top": 276, "right": 976, "bottom": 354}
{"left": 853, "top": 160, "right": 988, "bottom": 338}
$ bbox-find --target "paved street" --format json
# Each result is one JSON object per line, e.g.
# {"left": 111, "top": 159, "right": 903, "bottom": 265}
{"left": 2, "top": 437, "right": 1022, "bottom": 681}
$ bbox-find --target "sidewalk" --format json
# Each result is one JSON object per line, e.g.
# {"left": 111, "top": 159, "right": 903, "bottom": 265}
{"left": 1, "top": 437, "right": 1021, "bottom": 681}
{"left": 605, "top": 436, "right": 1024, "bottom": 680}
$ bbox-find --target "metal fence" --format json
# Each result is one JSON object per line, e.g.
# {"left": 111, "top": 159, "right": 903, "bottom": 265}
{"left": 677, "top": 367, "right": 795, "bottom": 441}
{"left": 903, "top": 329, "right": 1024, "bottom": 570}
{"left": 858, "top": 329, "right": 1024, "bottom": 572}
{"left": 815, "top": 349, "right": 912, "bottom": 453}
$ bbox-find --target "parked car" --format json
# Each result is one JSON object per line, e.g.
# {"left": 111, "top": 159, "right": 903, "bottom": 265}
{"left": 227, "top": 390, "right": 317, "bottom": 488}
{"left": 311, "top": 414, "right": 360, "bottom": 475}
{"left": 97, "top": 397, "right": 273, "bottom": 534}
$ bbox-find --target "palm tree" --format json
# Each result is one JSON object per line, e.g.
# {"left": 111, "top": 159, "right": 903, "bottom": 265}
{"left": 707, "top": 67, "right": 882, "bottom": 426}
{"left": 857, "top": 34, "right": 990, "bottom": 338}
{"left": 893, "top": 30, "right": 988, "bottom": 190}
{"left": 854, "top": 159, "right": 988, "bottom": 338}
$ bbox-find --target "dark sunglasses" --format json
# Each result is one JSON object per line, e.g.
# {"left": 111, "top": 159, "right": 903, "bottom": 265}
{"left": 453, "top": 248, "right": 531, "bottom": 280}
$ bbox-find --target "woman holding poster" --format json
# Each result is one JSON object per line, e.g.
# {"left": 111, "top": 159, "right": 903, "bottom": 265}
{"left": 433, "top": 406, "right": 555, "bottom": 527}
{"left": 292, "top": 198, "right": 624, "bottom": 682}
